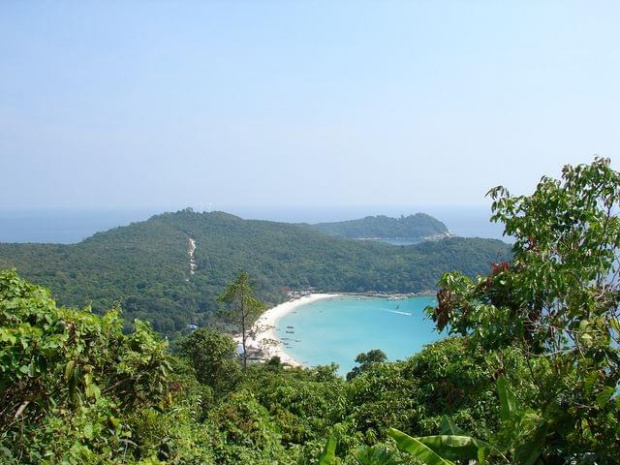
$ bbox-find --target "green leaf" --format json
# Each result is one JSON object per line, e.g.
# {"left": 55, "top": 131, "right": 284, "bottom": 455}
{"left": 387, "top": 429, "right": 455, "bottom": 465}
{"left": 415, "top": 435, "right": 493, "bottom": 464}
{"left": 596, "top": 386, "right": 615, "bottom": 408}
{"left": 108, "top": 416, "right": 120, "bottom": 430}
{"left": 440, "top": 415, "right": 463, "bottom": 435}
{"left": 64, "top": 360, "right": 75, "bottom": 381}
{"left": 513, "top": 418, "right": 548, "bottom": 465}
{"left": 318, "top": 437, "right": 337, "bottom": 465}
{"left": 353, "top": 445, "right": 399, "bottom": 465}
{"left": 0, "top": 332, "right": 17, "bottom": 344}
{"left": 27, "top": 359, "right": 36, "bottom": 377}
{"left": 497, "top": 376, "right": 520, "bottom": 425}
{"left": 85, "top": 382, "right": 101, "bottom": 401}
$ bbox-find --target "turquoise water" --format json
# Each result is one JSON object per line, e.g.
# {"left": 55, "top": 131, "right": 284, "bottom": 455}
{"left": 276, "top": 296, "right": 443, "bottom": 376}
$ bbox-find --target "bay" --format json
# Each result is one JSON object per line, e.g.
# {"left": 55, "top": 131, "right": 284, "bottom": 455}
{"left": 276, "top": 295, "right": 444, "bottom": 376}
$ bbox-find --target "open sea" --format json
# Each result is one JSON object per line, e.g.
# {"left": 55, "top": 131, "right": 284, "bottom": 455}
{"left": 277, "top": 295, "right": 443, "bottom": 376}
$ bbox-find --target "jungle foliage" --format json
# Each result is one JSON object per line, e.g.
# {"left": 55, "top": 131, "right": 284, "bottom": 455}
{"left": 0, "top": 269, "right": 213, "bottom": 464}
{"left": 426, "top": 157, "right": 620, "bottom": 464}
{"left": 1, "top": 270, "right": 509, "bottom": 464}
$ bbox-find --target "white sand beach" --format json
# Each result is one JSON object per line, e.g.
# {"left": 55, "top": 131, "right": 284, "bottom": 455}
{"left": 248, "top": 293, "right": 338, "bottom": 366}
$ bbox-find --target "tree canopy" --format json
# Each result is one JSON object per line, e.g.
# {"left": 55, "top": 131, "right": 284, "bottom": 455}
{"left": 429, "top": 157, "right": 620, "bottom": 463}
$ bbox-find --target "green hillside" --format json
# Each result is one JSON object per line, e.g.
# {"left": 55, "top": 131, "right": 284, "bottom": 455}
{"left": 311, "top": 213, "right": 449, "bottom": 240}
{"left": 0, "top": 209, "right": 510, "bottom": 336}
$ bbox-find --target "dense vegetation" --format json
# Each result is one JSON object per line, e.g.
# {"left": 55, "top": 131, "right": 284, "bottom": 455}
{"left": 1, "top": 158, "right": 618, "bottom": 464}
{"left": 0, "top": 211, "right": 508, "bottom": 337}
{"left": 311, "top": 214, "right": 449, "bottom": 240}
{"left": 0, "top": 269, "right": 521, "bottom": 464}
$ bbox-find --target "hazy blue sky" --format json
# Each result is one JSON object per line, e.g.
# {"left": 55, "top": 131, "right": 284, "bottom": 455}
{"left": 1, "top": 1, "right": 618, "bottom": 210}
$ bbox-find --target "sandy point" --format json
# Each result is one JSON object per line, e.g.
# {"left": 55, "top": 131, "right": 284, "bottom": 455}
{"left": 248, "top": 293, "right": 338, "bottom": 367}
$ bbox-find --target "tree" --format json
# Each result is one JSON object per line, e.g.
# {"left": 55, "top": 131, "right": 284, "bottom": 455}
{"left": 0, "top": 270, "right": 177, "bottom": 463}
{"left": 177, "top": 328, "right": 241, "bottom": 396}
{"left": 218, "top": 271, "right": 265, "bottom": 371}
{"left": 429, "top": 157, "right": 620, "bottom": 463}
{"left": 346, "top": 349, "right": 387, "bottom": 381}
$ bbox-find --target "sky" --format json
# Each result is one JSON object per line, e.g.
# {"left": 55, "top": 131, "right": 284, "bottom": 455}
{"left": 1, "top": 1, "right": 618, "bottom": 211}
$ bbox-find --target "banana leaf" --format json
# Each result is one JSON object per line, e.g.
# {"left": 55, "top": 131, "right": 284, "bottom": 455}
{"left": 318, "top": 437, "right": 337, "bottom": 465}
{"left": 388, "top": 428, "right": 493, "bottom": 465}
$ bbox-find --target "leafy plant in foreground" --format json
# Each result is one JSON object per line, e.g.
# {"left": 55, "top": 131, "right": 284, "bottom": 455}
{"left": 388, "top": 377, "right": 546, "bottom": 465}
{"left": 428, "top": 157, "right": 620, "bottom": 463}
{"left": 0, "top": 269, "right": 212, "bottom": 464}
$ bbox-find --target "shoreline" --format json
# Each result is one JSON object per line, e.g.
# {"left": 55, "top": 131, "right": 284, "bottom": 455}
{"left": 249, "top": 293, "right": 339, "bottom": 366}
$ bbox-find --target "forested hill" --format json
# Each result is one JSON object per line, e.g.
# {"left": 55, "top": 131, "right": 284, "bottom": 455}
{"left": 0, "top": 209, "right": 510, "bottom": 336}
{"left": 311, "top": 213, "right": 449, "bottom": 241}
